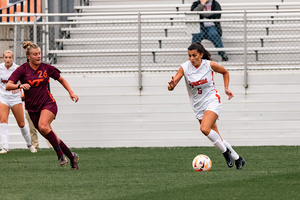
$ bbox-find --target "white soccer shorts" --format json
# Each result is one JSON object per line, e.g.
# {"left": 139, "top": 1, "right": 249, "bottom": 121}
{"left": 0, "top": 96, "right": 22, "bottom": 108}
{"left": 195, "top": 97, "right": 223, "bottom": 120}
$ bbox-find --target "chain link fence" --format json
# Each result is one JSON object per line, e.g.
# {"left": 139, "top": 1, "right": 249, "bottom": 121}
{"left": 1, "top": 10, "right": 300, "bottom": 73}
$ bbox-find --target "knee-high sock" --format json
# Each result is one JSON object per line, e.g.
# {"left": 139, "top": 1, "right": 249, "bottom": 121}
{"left": 20, "top": 126, "right": 32, "bottom": 146}
{"left": 223, "top": 140, "right": 239, "bottom": 160}
{"left": 44, "top": 130, "right": 63, "bottom": 157}
{"left": 0, "top": 123, "right": 9, "bottom": 149}
{"left": 207, "top": 129, "right": 227, "bottom": 153}
{"left": 59, "top": 139, "right": 74, "bottom": 160}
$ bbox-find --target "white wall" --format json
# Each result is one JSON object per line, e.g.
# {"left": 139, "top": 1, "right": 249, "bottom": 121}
{"left": 6, "top": 70, "right": 300, "bottom": 149}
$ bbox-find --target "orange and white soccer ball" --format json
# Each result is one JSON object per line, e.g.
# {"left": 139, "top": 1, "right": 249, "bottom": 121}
{"left": 192, "top": 155, "right": 212, "bottom": 172}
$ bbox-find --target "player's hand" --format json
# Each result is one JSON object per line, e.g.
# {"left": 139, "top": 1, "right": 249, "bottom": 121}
{"left": 70, "top": 92, "right": 79, "bottom": 103}
{"left": 168, "top": 76, "right": 176, "bottom": 91}
{"left": 225, "top": 89, "right": 234, "bottom": 100}
{"left": 20, "top": 83, "right": 31, "bottom": 90}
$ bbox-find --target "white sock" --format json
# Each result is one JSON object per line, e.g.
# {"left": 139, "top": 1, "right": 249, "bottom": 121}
{"left": 0, "top": 123, "right": 9, "bottom": 149}
{"left": 20, "top": 126, "right": 32, "bottom": 146}
{"left": 207, "top": 129, "right": 227, "bottom": 153}
{"left": 223, "top": 140, "right": 239, "bottom": 160}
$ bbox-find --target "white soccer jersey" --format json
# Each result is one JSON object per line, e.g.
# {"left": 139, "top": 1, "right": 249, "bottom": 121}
{"left": 0, "top": 63, "right": 21, "bottom": 100}
{"left": 181, "top": 59, "right": 222, "bottom": 114}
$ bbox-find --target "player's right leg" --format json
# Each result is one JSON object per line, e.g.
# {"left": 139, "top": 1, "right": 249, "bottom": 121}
{"left": 0, "top": 102, "right": 10, "bottom": 153}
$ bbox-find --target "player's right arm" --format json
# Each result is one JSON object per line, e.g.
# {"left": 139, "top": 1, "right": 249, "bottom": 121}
{"left": 6, "top": 80, "right": 31, "bottom": 91}
{"left": 6, "top": 66, "right": 31, "bottom": 91}
{"left": 168, "top": 67, "right": 184, "bottom": 91}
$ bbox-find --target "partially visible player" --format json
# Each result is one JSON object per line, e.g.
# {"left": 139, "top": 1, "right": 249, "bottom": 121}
{"left": 0, "top": 50, "right": 37, "bottom": 153}
{"left": 168, "top": 42, "right": 245, "bottom": 169}
{"left": 6, "top": 42, "right": 79, "bottom": 170}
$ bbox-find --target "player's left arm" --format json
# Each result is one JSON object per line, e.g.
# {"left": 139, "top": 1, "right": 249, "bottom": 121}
{"left": 210, "top": 61, "right": 234, "bottom": 100}
{"left": 57, "top": 76, "right": 79, "bottom": 102}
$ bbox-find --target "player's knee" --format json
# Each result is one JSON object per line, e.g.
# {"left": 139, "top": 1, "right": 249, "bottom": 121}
{"left": 200, "top": 126, "right": 210, "bottom": 136}
{"left": 18, "top": 122, "right": 25, "bottom": 128}
{"left": 0, "top": 119, "right": 8, "bottom": 124}
{"left": 38, "top": 123, "right": 50, "bottom": 134}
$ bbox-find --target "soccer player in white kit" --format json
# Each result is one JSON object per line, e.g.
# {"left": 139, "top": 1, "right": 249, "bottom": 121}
{"left": 0, "top": 50, "right": 37, "bottom": 153}
{"left": 168, "top": 42, "right": 245, "bottom": 169}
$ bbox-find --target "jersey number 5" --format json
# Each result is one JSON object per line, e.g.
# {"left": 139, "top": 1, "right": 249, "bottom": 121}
{"left": 197, "top": 88, "right": 202, "bottom": 94}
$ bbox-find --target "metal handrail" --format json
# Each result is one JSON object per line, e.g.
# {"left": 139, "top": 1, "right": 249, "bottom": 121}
{"left": 2, "top": 9, "right": 300, "bottom": 17}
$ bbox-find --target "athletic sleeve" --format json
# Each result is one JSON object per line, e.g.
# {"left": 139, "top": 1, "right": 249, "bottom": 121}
{"left": 207, "top": 60, "right": 214, "bottom": 72}
{"left": 8, "top": 66, "right": 23, "bottom": 83}
{"left": 181, "top": 61, "right": 190, "bottom": 73}
{"left": 48, "top": 65, "right": 61, "bottom": 80}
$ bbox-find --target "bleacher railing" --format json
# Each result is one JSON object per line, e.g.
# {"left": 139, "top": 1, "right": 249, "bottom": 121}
{"left": 1, "top": 10, "right": 300, "bottom": 88}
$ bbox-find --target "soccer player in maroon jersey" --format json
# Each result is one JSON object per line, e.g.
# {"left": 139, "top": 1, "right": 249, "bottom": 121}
{"left": 6, "top": 41, "right": 79, "bottom": 170}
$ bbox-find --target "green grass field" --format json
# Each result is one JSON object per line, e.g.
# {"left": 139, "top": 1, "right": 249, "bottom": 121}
{"left": 0, "top": 146, "right": 299, "bottom": 200}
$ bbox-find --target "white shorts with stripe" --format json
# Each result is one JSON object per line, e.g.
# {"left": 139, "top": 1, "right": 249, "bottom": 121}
{"left": 195, "top": 97, "right": 223, "bottom": 120}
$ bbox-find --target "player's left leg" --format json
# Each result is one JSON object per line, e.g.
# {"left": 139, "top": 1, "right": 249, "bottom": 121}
{"left": 49, "top": 125, "right": 78, "bottom": 170}
{"left": 210, "top": 117, "right": 246, "bottom": 169}
{"left": 212, "top": 125, "right": 245, "bottom": 169}
{"left": 11, "top": 103, "right": 37, "bottom": 153}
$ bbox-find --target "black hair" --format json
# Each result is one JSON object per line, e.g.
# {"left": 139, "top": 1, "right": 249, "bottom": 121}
{"left": 188, "top": 42, "right": 212, "bottom": 61}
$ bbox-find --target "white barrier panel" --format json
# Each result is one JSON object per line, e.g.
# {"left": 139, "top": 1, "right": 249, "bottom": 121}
{"left": 6, "top": 70, "right": 300, "bottom": 148}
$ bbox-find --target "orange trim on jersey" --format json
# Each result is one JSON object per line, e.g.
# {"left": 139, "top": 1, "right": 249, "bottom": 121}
{"left": 213, "top": 89, "right": 221, "bottom": 103}
{"left": 215, "top": 94, "right": 221, "bottom": 103}
{"left": 21, "top": 89, "right": 24, "bottom": 98}
{"left": 46, "top": 81, "right": 55, "bottom": 102}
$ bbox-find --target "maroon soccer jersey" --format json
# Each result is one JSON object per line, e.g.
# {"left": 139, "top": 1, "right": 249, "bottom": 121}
{"left": 9, "top": 62, "right": 61, "bottom": 112}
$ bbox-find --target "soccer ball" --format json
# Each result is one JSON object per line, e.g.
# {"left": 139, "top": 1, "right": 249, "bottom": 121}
{"left": 192, "top": 154, "right": 212, "bottom": 171}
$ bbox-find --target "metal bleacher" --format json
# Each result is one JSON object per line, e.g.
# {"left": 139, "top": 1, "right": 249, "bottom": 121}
{"left": 47, "top": 1, "right": 300, "bottom": 72}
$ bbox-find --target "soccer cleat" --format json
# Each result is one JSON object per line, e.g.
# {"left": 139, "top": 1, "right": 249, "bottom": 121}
{"left": 0, "top": 148, "right": 9, "bottom": 154}
{"left": 58, "top": 155, "right": 68, "bottom": 167}
{"left": 70, "top": 153, "right": 79, "bottom": 170}
{"left": 235, "top": 156, "right": 246, "bottom": 170}
{"left": 27, "top": 144, "right": 37, "bottom": 153}
{"left": 222, "top": 148, "right": 234, "bottom": 168}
